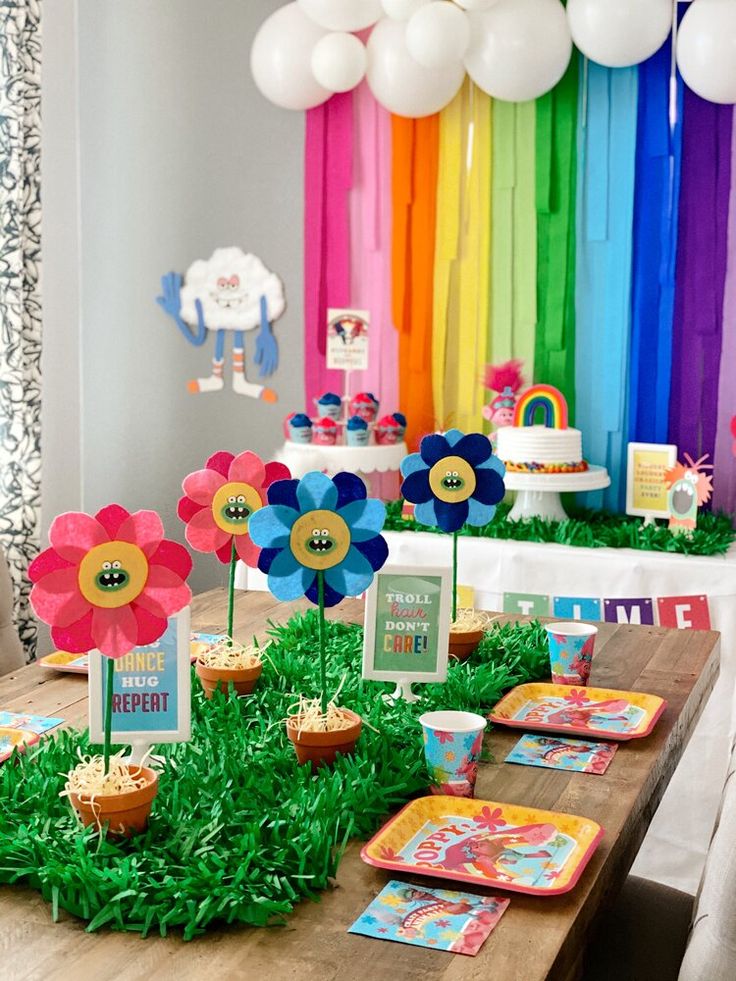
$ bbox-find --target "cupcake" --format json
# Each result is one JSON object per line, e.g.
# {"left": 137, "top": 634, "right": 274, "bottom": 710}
{"left": 313, "top": 416, "right": 338, "bottom": 446}
{"left": 287, "top": 413, "right": 313, "bottom": 444}
{"left": 346, "top": 415, "right": 369, "bottom": 447}
{"left": 349, "top": 392, "right": 379, "bottom": 424}
{"left": 375, "top": 414, "right": 402, "bottom": 445}
{"left": 391, "top": 412, "right": 407, "bottom": 440}
{"left": 314, "top": 392, "right": 342, "bottom": 421}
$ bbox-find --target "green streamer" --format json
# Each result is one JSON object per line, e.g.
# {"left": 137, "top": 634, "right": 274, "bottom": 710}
{"left": 535, "top": 57, "right": 579, "bottom": 419}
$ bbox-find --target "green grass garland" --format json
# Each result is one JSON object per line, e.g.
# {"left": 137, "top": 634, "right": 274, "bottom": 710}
{"left": 0, "top": 611, "right": 548, "bottom": 940}
{"left": 384, "top": 499, "right": 735, "bottom": 557}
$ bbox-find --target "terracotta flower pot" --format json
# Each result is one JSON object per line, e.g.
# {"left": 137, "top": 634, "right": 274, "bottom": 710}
{"left": 195, "top": 659, "right": 263, "bottom": 699}
{"left": 69, "top": 765, "right": 158, "bottom": 837}
{"left": 448, "top": 628, "right": 485, "bottom": 663}
{"left": 286, "top": 709, "right": 362, "bottom": 770}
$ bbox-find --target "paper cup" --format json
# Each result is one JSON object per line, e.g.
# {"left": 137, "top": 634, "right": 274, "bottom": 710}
{"left": 419, "top": 710, "right": 487, "bottom": 798}
{"left": 545, "top": 622, "right": 598, "bottom": 686}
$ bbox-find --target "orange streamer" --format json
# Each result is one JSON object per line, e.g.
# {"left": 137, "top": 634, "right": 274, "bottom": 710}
{"left": 391, "top": 114, "right": 439, "bottom": 449}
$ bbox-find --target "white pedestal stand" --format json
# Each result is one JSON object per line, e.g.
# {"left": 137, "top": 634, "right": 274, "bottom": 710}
{"left": 504, "top": 465, "right": 611, "bottom": 522}
{"left": 382, "top": 679, "right": 420, "bottom": 704}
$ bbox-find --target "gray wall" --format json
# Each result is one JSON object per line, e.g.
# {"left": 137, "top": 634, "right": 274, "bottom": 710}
{"left": 73, "top": 0, "right": 304, "bottom": 592}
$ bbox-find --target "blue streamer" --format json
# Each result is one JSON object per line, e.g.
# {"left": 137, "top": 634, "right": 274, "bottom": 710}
{"left": 575, "top": 60, "right": 639, "bottom": 511}
{"left": 628, "top": 40, "right": 684, "bottom": 444}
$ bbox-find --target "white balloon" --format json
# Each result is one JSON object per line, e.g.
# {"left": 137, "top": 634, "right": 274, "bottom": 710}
{"left": 406, "top": 2, "right": 470, "bottom": 68}
{"left": 311, "top": 33, "right": 367, "bottom": 92}
{"left": 366, "top": 17, "right": 465, "bottom": 116}
{"left": 567, "top": 0, "right": 671, "bottom": 68}
{"left": 677, "top": 0, "right": 736, "bottom": 105}
{"left": 381, "top": 0, "right": 431, "bottom": 20}
{"left": 465, "top": 0, "right": 572, "bottom": 102}
{"left": 298, "top": 0, "right": 382, "bottom": 32}
{"left": 455, "top": 0, "right": 499, "bottom": 9}
{"left": 251, "top": 3, "right": 331, "bottom": 111}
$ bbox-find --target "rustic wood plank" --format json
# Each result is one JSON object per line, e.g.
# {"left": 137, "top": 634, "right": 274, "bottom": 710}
{"left": 0, "top": 591, "right": 720, "bottom": 981}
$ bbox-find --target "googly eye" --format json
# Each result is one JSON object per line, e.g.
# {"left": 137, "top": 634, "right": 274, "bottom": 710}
{"left": 112, "top": 560, "right": 122, "bottom": 570}
{"left": 452, "top": 471, "right": 459, "bottom": 477}
{"left": 236, "top": 495, "right": 245, "bottom": 503}
{"left": 228, "top": 496, "right": 236, "bottom": 504}
{"left": 321, "top": 528, "right": 329, "bottom": 536}
{"left": 312, "top": 528, "right": 320, "bottom": 536}
{"left": 102, "top": 561, "right": 112, "bottom": 570}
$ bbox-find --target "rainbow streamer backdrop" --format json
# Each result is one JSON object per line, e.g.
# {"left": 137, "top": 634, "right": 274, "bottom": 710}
{"left": 304, "top": 53, "right": 736, "bottom": 514}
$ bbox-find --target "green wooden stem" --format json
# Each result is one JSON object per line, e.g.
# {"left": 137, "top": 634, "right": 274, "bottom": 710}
{"left": 103, "top": 657, "right": 114, "bottom": 774}
{"left": 227, "top": 539, "right": 236, "bottom": 645}
{"left": 452, "top": 530, "right": 459, "bottom": 622}
{"left": 318, "top": 571, "right": 327, "bottom": 716}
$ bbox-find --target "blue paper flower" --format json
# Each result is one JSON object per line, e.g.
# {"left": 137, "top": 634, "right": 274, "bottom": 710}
{"left": 248, "top": 471, "right": 389, "bottom": 607}
{"left": 400, "top": 429, "right": 506, "bottom": 533}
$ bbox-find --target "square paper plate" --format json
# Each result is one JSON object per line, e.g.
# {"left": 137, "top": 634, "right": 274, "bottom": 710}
{"left": 488, "top": 683, "right": 666, "bottom": 741}
{"left": 361, "top": 796, "right": 603, "bottom": 897}
{"left": 0, "top": 727, "right": 39, "bottom": 764}
{"left": 40, "top": 632, "right": 223, "bottom": 674}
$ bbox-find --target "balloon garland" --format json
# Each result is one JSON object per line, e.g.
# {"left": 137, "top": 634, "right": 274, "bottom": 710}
{"left": 251, "top": 0, "right": 736, "bottom": 116}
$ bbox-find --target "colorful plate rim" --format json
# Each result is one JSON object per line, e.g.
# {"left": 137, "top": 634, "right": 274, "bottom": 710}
{"left": 488, "top": 683, "right": 667, "bottom": 741}
{"left": 361, "top": 796, "right": 605, "bottom": 898}
{"left": 0, "top": 727, "right": 40, "bottom": 761}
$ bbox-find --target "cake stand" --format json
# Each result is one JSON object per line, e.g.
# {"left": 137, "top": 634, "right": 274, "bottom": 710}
{"left": 504, "top": 465, "right": 611, "bottom": 522}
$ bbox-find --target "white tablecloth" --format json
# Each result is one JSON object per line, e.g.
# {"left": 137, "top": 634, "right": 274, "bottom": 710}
{"left": 237, "top": 534, "right": 736, "bottom": 892}
{"left": 384, "top": 531, "right": 736, "bottom": 893}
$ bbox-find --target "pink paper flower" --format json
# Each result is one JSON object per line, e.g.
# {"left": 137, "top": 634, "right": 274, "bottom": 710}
{"left": 29, "top": 505, "right": 192, "bottom": 659}
{"left": 178, "top": 450, "right": 290, "bottom": 566}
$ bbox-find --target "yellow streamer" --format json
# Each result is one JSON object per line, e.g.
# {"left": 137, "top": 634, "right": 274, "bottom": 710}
{"left": 432, "top": 80, "right": 492, "bottom": 432}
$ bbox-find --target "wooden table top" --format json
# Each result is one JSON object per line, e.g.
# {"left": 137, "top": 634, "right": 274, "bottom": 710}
{"left": 0, "top": 589, "right": 721, "bottom": 981}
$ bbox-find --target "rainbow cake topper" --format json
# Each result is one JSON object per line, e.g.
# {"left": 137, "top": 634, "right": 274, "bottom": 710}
{"left": 513, "top": 385, "right": 569, "bottom": 430}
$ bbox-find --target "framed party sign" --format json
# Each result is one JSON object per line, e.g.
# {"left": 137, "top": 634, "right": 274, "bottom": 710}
{"left": 89, "top": 607, "right": 191, "bottom": 748}
{"left": 363, "top": 566, "right": 452, "bottom": 694}
{"left": 626, "top": 442, "right": 678, "bottom": 522}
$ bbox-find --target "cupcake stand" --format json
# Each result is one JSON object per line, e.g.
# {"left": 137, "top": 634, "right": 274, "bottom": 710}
{"left": 277, "top": 440, "right": 408, "bottom": 500}
{"left": 504, "top": 465, "right": 611, "bottom": 522}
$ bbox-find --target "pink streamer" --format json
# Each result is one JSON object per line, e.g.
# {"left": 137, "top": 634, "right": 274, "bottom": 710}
{"left": 713, "top": 110, "right": 736, "bottom": 515}
{"left": 304, "top": 93, "right": 354, "bottom": 409}
{"left": 348, "top": 83, "right": 398, "bottom": 412}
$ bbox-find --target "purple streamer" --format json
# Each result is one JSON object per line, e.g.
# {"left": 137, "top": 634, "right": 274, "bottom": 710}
{"left": 713, "top": 114, "right": 736, "bottom": 515}
{"left": 669, "top": 91, "right": 733, "bottom": 465}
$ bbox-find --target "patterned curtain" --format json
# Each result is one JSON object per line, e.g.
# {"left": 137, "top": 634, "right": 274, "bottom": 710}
{"left": 0, "top": 1, "right": 41, "bottom": 657}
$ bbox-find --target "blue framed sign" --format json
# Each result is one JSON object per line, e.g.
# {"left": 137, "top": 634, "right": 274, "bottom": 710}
{"left": 88, "top": 607, "right": 191, "bottom": 745}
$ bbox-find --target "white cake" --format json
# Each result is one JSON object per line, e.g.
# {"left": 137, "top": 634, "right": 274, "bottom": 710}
{"left": 496, "top": 425, "right": 588, "bottom": 473}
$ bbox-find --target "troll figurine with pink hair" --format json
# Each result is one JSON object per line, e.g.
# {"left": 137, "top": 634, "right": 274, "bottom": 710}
{"left": 482, "top": 361, "right": 524, "bottom": 444}
{"left": 664, "top": 453, "right": 714, "bottom": 535}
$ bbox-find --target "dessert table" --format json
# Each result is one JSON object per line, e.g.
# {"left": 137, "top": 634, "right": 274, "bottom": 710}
{"left": 0, "top": 589, "right": 720, "bottom": 981}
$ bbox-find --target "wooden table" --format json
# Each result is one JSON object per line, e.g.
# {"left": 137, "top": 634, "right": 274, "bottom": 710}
{"left": 0, "top": 589, "right": 721, "bottom": 981}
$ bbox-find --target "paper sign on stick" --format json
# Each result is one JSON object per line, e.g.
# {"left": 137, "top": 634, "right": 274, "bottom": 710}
{"left": 626, "top": 443, "right": 678, "bottom": 521}
{"left": 553, "top": 597, "right": 602, "bottom": 622}
{"left": 326, "top": 308, "right": 370, "bottom": 371}
{"left": 603, "top": 598, "right": 654, "bottom": 626}
{"left": 657, "top": 595, "right": 711, "bottom": 631}
{"left": 89, "top": 608, "right": 191, "bottom": 748}
{"left": 363, "top": 566, "right": 452, "bottom": 690}
{"left": 503, "top": 592, "right": 550, "bottom": 617}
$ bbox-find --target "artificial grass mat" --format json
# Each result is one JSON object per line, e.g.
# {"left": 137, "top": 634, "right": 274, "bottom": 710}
{"left": 0, "top": 610, "right": 549, "bottom": 940}
{"left": 384, "top": 499, "right": 735, "bottom": 556}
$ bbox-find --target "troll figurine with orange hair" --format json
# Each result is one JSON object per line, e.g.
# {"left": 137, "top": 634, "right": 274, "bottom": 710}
{"left": 664, "top": 454, "right": 714, "bottom": 535}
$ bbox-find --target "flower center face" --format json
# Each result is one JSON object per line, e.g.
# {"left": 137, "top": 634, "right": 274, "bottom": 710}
{"left": 290, "top": 509, "right": 350, "bottom": 571}
{"left": 211, "top": 481, "right": 263, "bottom": 535}
{"left": 428, "top": 455, "right": 477, "bottom": 504}
{"left": 78, "top": 541, "right": 149, "bottom": 609}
